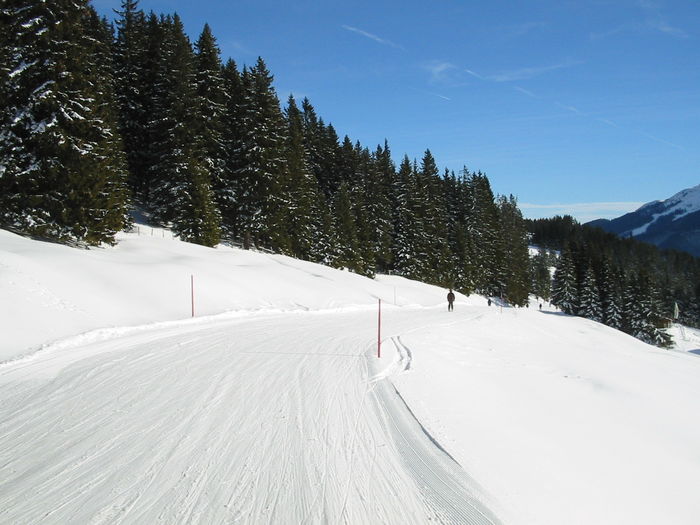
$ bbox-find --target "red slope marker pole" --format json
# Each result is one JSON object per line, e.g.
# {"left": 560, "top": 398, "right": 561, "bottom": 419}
{"left": 191, "top": 274, "right": 195, "bottom": 318}
{"left": 377, "top": 298, "right": 381, "bottom": 358}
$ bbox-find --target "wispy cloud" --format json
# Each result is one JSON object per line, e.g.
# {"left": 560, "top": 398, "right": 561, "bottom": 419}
{"left": 502, "top": 21, "right": 546, "bottom": 39}
{"left": 555, "top": 102, "right": 584, "bottom": 115}
{"left": 638, "top": 0, "right": 689, "bottom": 38}
{"left": 590, "top": 2, "right": 689, "bottom": 40}
{"left": 649, "top": 19, "right": 688, "bottom": 38}
{"left": 424, "top": 61, "right": 459, "bottom": 84}
{"left": 640, "top": 132, "right": 684, "bottom": 150}
{"left": 341, "top": 25, "right": 404, "bottom": 49}
{"left": 468, "top": 64, "right": 682, "bottom": 151}
{"left": 487, "top": 60, "right": 581, "bottom": 82}
{"left": 520, "top": 201, "right": 645, "bottom": 222}
{"left": 408, "top": 86, "right": 451, "bottom": 101}
{"left": 465, "top": 69, "right": 485, "bottom": 81}
{"left": 513, "top": 86, "right": 537, "bottom": 98}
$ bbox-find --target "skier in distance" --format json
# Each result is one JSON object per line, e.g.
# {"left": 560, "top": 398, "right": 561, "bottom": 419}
{"left": 447, "top": 289, "right": 455, "bottom": 311}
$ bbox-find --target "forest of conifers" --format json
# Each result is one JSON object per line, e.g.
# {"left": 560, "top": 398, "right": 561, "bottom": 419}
{"left": 2, "top": 0, "right": 697, "bottom": 345}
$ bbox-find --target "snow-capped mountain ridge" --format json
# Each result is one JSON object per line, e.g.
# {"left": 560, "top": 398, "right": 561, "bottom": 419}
{"left": 587, "top": 183, "right": 700, "bottom": 256}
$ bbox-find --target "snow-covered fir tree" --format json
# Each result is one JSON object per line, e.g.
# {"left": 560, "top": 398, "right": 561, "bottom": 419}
{"left": 551, "top": 247, "right": 578, "bottom": 314}
{"left": 282, "top": 95, "right": 325, "bottom": 260}
{"left": 231, "top": 58, "right": 288, "bottom": 250}
{"left": 392, "top": 156, "right": 420, "bottom": 279}
{"left": 578, "top": 265, "right": 603, "bottom": 322}
{"left": 146, "top": 14, "right": 220, "bottom": 246}
{"left": 194, "top": 23, "right": 227, "bottom": 214}
{"left": 530, "top": 248, "right": 552, "bottom": 302}
{"left": 113, "top": 0, "right": 150, "bottom": 196}
{"left": 0, "top": 0, "right": 130, "bottom": 245}
{"left": 217, "top": 58, "right": 244, "bottom": 238}
{"left": 497, "top": 194, "right": 530, "bottom": 306}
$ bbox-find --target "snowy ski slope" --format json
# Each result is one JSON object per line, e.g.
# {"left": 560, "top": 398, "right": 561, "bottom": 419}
{"left": 1, "top": 226, "right": 699, "bottom": 524}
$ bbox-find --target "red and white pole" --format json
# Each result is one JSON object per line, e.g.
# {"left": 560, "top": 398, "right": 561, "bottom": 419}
{"left": 377, "top": 298, "right": 381, "bottom": 358}
{"left": 191, "top": 274, "right": 195, "bottom": 317}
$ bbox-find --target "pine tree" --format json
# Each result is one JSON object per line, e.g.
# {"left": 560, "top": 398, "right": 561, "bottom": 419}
{"left": 392, "top": 156, "right": 419, "bottom": 278}
{"left": 368, "top": 141, "right": 395, "bottom": 272}
{"left": 498, "top": 194, "right": 530, "bottom": 306}
{"left": 551, "top": 247, "right": 578, "bottom": 314}
{"left": 146, "top": 14, "right": 220, "bottom": 246}
{"left": 417, "top": 150, "right": 451, "bottom": 284}
{"left": 333, "top": 181, "right": 362, "bottom": 272}
{"left": 283, "top": 95, "right": 324, "bottom": 259}
{"left": 531, "top": 248, "right": 552, "bottom": 302}
{"left": 468, "top": 172, "right": 501, "bottom": 295}
{"left": 194, "top": 23, "right": 227, "bottom": 215}
{"left": 231, "top": 58, "right": 288, "bottom": 249}
{"left": 578, "top": 265, "right": 603, "bottom": 322}
{"left": 1, "top": 0, "right": 130, "bottom": 245}
{"left": 113, "top": 0, "right": 150, "bottom": 196}
{"left": 599, "top": 257, "right": 623, "bottom": 329}
{"left": 217, "top": 58, "right": 243, "bottom": 238}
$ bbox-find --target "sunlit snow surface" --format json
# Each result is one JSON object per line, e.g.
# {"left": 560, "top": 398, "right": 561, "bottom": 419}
{"left": 1, "top": 226, "right": 699, "bottom": 524}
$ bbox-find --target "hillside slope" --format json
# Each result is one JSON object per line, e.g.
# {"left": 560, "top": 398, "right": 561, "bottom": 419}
{"left": 1, "top": 226, "right": 699, "bottom": 524}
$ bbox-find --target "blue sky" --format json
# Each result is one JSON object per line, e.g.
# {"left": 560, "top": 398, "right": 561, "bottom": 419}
{"left": 95, "top": 0, "right": 700, "bottom": 222}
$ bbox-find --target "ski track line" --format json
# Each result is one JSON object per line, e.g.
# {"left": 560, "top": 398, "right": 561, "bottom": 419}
{"left": 0, "top": 308, "right": 500, "bottom": 525}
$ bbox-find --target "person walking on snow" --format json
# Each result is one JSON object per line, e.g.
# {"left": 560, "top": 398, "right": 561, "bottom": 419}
{"left": 447, "top": 289, "right": 455, "bottom": 311}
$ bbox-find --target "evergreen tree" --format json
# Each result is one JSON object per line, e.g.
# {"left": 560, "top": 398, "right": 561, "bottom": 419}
{"left": 392, "top": 156, "right": 420, "bottom": 278}
{"left": 468, "top": 172, "right": 501, "bottom": 295}
{"left": 283, "top": 95, "right": 324, "bottom": 259}
{"left": 146, "top": 14, "right": 220, "bottom": 246}
{"left": 333, "top": 181, "right": 362, "bottom": 272}
{"left": 578, "top": 265, "right": 603, "bottom": 322}
{"left": 113, "top": 0, "right": 149, "bottom": 196}
{"left": 551, "top": 247, "right": 578, "bottom": 314}
{"left": 599, "top": 257, "right": 623, "bottom": 329}
{"left": 231, "top": 58, "right": 288, "bottom": 249}
{"left": 1, "top": 0, "right": 130, "bottom": 245}
{"left": 194, "top": 23, "right": 227, "bottom": 214}
{"left": 217, "top": 58, "right": 243, "bottom": 238}
{"left": 497, "top": 194, "right": 530, "bottom": 306}
{"left": 417, "top": 150, "right": 451, "bottom": 284}
{"left": 531, "top": 248, "right": 552, "bottom": 302}
{"left": 368, "top": 141, "right": 395, "bottom": 272}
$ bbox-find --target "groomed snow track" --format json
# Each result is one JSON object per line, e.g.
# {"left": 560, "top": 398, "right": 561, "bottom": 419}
{"left": 0, "top": 308, "right": 500, "bottom": 525}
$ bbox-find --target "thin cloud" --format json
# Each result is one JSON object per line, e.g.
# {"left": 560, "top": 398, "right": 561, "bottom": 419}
{"left": 520, "top": 201, "right": 646, "bottom": 222}
{"left": 465, "top": 69, "right": 485, "bottom": 80}
{"left": 555, "top": 102, "right": 584, "bottom": 115}
{"left": 650, "top": 19, "right": 688, "bottom": 38}
{"left": 638, "top": 1, "right": 690, "bottom": 38}
{"left": 408, "top": 86, "right": 451, "bottom": 101}
{"left": 488, "top": 61, "right": 581, "bottom": 82}
{"left": 424, "top": 61, "right": 460, "bottom": 84}
{"left": 514, "top": 86, "right": 537, "bottom": 98}
{"left": 341, "top": 25, "right": 404, "bottom": 49}
{"left": 432, "top": 93, "right": 451, "bottom": 101}
{"left": 422, "top": 60, "right": 467, "bottom": 88}
{"left": 503, "top": 21, "right": 546, "bottom": 39}
{"left": 640, "top": 132, "right": 684, "bottom": 150}
{"left": 466, "top": 62, "right": 682, "bottom": 153}
{"left": 597, "top": 118, "right": 620, "bottom": 128}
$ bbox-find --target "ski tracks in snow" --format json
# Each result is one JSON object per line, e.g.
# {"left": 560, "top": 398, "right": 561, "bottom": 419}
{"left": 0, "top": 309, "right": 499, "bottom": 524}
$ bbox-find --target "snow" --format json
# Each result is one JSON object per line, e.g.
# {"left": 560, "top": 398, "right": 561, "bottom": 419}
{"left": 627, "top": 184, "right": 700, "bottom": 236}
{"left": 1, "top": 224, "right": 699, "bottom": 524}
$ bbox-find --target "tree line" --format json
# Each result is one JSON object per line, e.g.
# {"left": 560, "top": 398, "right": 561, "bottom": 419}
{"left": 3, "top": 1, "right": 695, "bottom": 347}
{"left": 529, "top": 215, "right": 700, "bottom": 345}
{"left": 1, "top": 0, "right": 531, "bottom": 304}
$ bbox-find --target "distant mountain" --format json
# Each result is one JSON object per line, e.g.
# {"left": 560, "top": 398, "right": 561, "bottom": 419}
{"left": 587, "top": 184, "right": 700, "bottom": 256}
